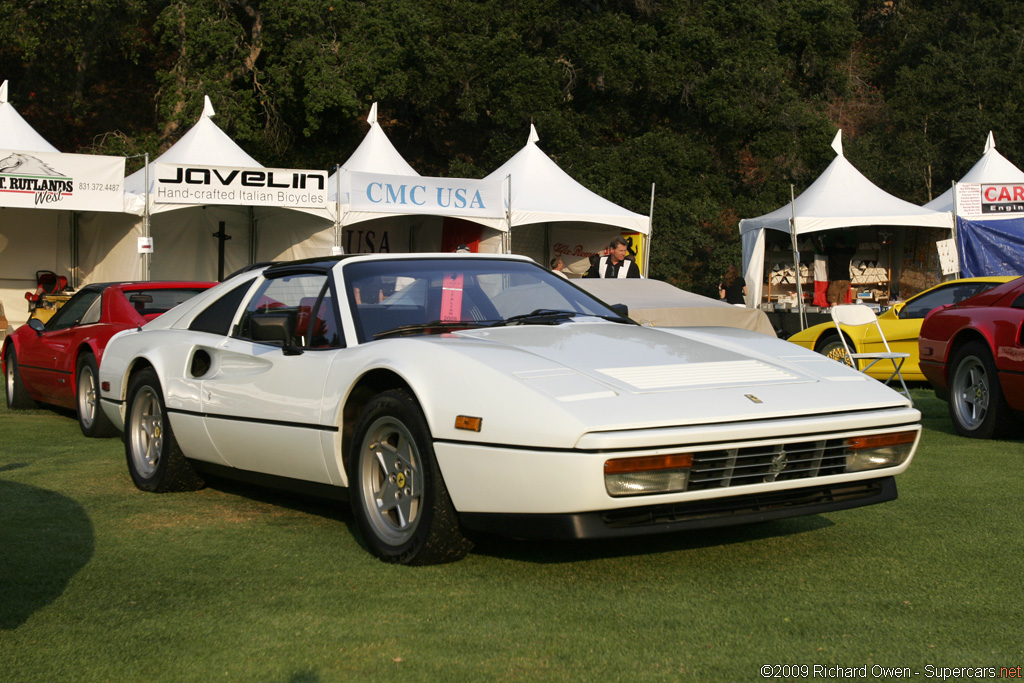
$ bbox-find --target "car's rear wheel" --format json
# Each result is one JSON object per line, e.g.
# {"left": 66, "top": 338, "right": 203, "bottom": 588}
{"left": 4, "top": 347, "right": 38, "bottom": 409}
{"left": 76, "top": 353, "right": 117, "bottom": 438}
{"left": 124, "top": 368, "right": 203, "bottom": 492}
{"left": 815, "top": 334, "right": 853, "bottom": 367}
{"left": 948, "top": 341, "right": 1010, "bottom": 439}
{"left": 349, "top": 389, "right": 471, "bottom": 565}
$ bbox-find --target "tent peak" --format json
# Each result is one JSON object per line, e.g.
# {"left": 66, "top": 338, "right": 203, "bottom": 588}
{"left": 528, "top": 123, "right": 540, "bottom": 145}
{"left": 985, "top": 131, "right": 996, "bottom": 154}
{"left": 0, "top": 80, "right": 7, "bottom": 104}
{"left": 201, "top": 95, "right": 215, "bottom": 119}
{"left": 367, "top": 102, "right": 378, "bottom": 126}
{"left": 831, "top": 130, "right": 843, "bottom": 156}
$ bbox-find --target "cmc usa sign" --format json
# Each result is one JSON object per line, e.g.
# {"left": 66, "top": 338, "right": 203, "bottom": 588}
{"left": 348, "top": 171, "right": 503, "bottom": 219}
{"left": 153, "top": 163, "right": 329, "bottom": 210}
{"left": 955, "top": 182, "right": 1024, "bottom": 217}
{"left": 0, "top": 149, "right": 125, "bottom": 211}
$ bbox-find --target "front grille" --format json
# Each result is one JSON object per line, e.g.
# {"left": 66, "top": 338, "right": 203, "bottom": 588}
{"left": 688, "top": 438, "right": 847, "bottom": 490}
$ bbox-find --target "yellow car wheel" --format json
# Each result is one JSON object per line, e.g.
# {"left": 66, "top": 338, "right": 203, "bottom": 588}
{"left": 816, "top": 336, "right": 853, "bottom": 368}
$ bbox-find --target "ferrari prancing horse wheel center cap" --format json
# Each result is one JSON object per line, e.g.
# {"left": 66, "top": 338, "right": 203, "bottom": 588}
{"left": 396, "top": 472, "right": 406, "bottom": 488}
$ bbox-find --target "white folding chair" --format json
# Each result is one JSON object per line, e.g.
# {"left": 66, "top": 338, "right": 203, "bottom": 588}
{"left": 830, "top": 304, "right": 912, "bottom": 402}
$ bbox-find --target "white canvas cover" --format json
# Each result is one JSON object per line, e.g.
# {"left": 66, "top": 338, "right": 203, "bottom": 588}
{"left": 738, "top": 131, "right": 954, "bottom": 305}
{"left": 575, "top": 278, "right": 775, "bottom": 336}
{"left": 80, "top": 97, "right": 333, "bottom": 283}
{"left": 484, "top": 125, "right": 650, "bottom": 270}
{"left": 0, "top": 81, "right": 70, "bottom": 328}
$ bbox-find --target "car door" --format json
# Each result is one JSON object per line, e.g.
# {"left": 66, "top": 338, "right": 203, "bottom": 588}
{"left": 868, "top": 282, "right": 989, "bottom": 360}
{"left": 200, "top": 271, "right": 344, "bottom": 485}
{"left": 18, "top": 289, "right": 102, "bottom": 405}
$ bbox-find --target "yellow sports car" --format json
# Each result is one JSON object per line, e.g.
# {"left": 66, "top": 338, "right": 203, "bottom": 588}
{"left": 785, "top": 276, "right": 1018, "bottom": 381}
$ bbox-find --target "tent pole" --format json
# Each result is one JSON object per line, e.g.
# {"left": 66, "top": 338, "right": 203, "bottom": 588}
{"left": 334, "top": 164, "right": 342, "bottom": 254}
{"left": 143, "top": 153, "right": 151, "bottom": 281}
{"left": 505, "top": 174, "right": 512, "bottom": 254}
{"left": 951, "top": 180, "right": 960, "bottom": 278}
{"left": 789, "top": 184, "right": 806, "bottom": 330}
{"left": 646, "top": 183, "right": 655, "bottom": 277}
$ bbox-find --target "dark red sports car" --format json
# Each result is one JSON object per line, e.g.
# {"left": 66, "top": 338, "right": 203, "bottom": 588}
{"left": 3, "top": 281, "right": 214, "bottom": 436}
{"left": 918, "top": 275, "right": 1024, "bottom": 439}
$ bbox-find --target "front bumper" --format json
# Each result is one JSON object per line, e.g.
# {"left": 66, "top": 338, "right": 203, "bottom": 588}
{"left": 460, "top": 477, "right": 896, "bottom": 540}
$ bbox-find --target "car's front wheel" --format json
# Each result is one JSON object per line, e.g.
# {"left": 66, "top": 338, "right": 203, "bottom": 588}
{"left": 948, "top": 341, "right": 1011, "bottom": 439}
{"left": 124, "top": 368, "right": 203, "bottom": 492}
{"left": 4, "top": 347, "right": 37, "bottom": 410}
{"left": 76, "top": 353, "right": 117, "bottom": 438}
{"left": 348, "top": 389, "right": 472, "bottom": 565}
{"left": 815, "top": 334, "right": 853, "bottom": 367}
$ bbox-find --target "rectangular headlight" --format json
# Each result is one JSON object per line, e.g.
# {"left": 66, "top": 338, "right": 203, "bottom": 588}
{"left": 604, "top": 454, "right": 693, "bottom": 497}
{"left": 845, "top": 431, "right": 917, "bottom": 472}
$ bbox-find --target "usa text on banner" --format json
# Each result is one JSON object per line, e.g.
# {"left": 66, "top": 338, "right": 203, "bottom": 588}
{"left": 348, "top": 171, "right": 503, "bottom": 219}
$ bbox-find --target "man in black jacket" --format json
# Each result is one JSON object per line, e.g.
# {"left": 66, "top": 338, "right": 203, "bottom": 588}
{"left": 585, "top": 236, "right": 642, "bottom": 279}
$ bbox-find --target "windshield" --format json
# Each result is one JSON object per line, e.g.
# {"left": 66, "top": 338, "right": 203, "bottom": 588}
{"left": 343, "top": 258, "right": 628, "bottom": 343}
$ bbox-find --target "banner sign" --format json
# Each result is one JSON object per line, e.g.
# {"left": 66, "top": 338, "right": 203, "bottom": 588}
{"left": 153, "top": 163, "right": 329, "bottom": 209}
{"left": 0, "top": 149, "right": 125, "bottom": 211}
{"left": 348, "top": 171, "right": 503, "bottom": 219}
{"left": 955, "top": 182, "right": 1024, "bottom": 217}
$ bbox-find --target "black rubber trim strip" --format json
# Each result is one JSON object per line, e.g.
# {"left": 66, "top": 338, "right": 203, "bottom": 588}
{"left": 166, "top": 407, "right": 340, "bottom": 433}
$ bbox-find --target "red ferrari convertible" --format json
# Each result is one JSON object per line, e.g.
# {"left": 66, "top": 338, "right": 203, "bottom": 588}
{"left": 3, "top": 281, "right": 214, "bottom": 436}
{"left": 918, "top": 276, "right": 1024, "bottom": 439}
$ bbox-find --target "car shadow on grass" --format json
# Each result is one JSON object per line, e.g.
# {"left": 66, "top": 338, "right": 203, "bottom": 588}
{"left": 193, "top": 474, "right": 838, "bottom": 565}
{"left": 0, "top": 477, "right": 95, "bottom": 629}
{"left": 469, "top": 515, "right": 835, "bottom": 564}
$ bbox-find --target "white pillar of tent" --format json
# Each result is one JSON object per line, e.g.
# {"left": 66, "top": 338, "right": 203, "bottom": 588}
{"left": 951, "top": 180, "right": 960, "bottom": 278}
{"left": 789, "top": 184, "right": 807, "bottom": 330}
{"left": 143, "top": 153, "right": 151, "bottom": 281}
{"left": 645, "top": 183, "right": 656, "bottom": 277}
{"left": 248, "top": 206, "right": 256, "bottom": 270}
{"left": 504, "top": 174, "right": 512, "bottom": 254}
{"left": 333, "top": 165, "right": 343, "bottom": 254}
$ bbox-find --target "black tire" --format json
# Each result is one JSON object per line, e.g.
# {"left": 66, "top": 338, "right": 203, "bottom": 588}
{"left": 76, "top": 353, "right": 117, "bottom": 438}
{"left": 948, "top": 341, "right": 1011, "bottom": 439}
{"left": 815, "top": 333, "right": 853, "bottom": 368}
{"left": 124, "top": 368, "right": 203, "bottom": 492}
{"left": 348, "top": 389, "right": 472, "bottom": 565}
{"left": 4, "top": 347, "right": 38, "bottom": 410}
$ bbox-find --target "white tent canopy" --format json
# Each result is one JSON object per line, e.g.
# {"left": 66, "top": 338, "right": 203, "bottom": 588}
{"left": 739, "top": 131, "right": 954, "bottom": 306}
{"left": 80, "top": 96, "right": 333, "bottom": 283}
{"left": 923, "top": 131, "right": 1024, "bottom": 214}
{"left": 0, "top": 81, "right": 59, "bottom": 153}
{"left": 326, "top": 103, "right": 506, "bottom": 254}
{"left": 484, "top": 125, "right": 650, "bottom": 274}
{"left": 485, "top": 125, "right": 649, "bottom": 233}
{"left": 0, "top": 80, "right": 70, "bottom": 329}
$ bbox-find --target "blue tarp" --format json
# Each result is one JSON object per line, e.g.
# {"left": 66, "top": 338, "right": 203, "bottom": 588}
{"left": 956, "top": 215, "right": 1024, "bottom": 277}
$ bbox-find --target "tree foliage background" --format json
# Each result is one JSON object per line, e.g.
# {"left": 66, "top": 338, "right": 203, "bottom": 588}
{"left": 2, "top": 0, "right": 1021, "bottom": 295}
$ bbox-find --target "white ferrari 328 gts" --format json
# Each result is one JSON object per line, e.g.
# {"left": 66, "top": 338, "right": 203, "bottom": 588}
{"left": 98, "top": 254, "right": 921, "bottom": 565}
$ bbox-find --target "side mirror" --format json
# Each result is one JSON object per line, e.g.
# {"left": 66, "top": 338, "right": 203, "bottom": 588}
{"left": 889, "top": 302, "right": 905, "bottom": 318}
{"left": 249, "top": 312, "right": 303, "bottom": 355}
{"left": 28, "top": 318, "right": 46, "bottom": 335}
{"left": 610, "top": 303, "right": 629, "bottom": 319}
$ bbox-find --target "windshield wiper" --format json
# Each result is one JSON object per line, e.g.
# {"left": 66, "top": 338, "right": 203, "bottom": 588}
{"left": 373, "top": 320, "right": 493, "bottom": 340}
{"left": 489, "top": 309, "right": 579, "bottom": 327}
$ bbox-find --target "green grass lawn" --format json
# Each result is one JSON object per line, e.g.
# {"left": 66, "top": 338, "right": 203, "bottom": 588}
{"left": 1, "top": 387, "right": 1022, "bottom": 681}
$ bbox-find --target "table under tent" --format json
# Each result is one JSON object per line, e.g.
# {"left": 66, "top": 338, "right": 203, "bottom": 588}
{"left": 739, "top": 131, "right": 953, "bottom": 337}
